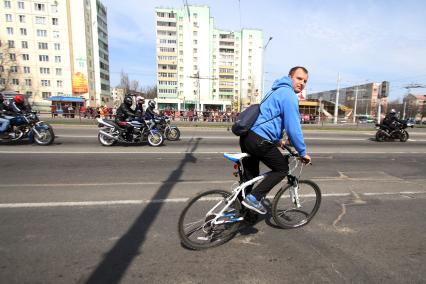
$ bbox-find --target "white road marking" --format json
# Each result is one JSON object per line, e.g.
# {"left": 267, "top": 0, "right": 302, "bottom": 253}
{"left": 0, "top": 191, "right": 423, "bottom": 208}
{"left": 0, "top": 180, "right": 237, "bottom": 188}
{"left": 0, "top": 151, "right": 425, "bottom": 155}
{"left": 2, "top": 176, "right": 422, "bottom": 188}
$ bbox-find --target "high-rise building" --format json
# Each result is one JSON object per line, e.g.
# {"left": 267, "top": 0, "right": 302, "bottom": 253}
{"left": 155, "top": 5, "right": 263, "bottom": 112}
{"left": 0, "top": 0, "right": 110, "bottom": 111}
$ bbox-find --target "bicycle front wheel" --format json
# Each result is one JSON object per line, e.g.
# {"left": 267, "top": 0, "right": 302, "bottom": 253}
{"left": 272, "top": 180, "right": 321, "bottom": 229}
{"left": 178, "top": 190, "right": 241, "bottom": 250}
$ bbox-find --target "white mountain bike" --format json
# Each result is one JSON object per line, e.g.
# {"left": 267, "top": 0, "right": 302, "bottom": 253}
{"left": 178, "top": 145, "right": 322, "bottom": 250}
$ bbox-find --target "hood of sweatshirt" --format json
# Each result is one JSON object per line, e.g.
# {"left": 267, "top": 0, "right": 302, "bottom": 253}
{"left": 271, "top": 76, "right": 292, "bottom": 91}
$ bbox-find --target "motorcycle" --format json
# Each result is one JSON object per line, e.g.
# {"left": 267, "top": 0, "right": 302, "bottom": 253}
{"left": 375, "top": 120, "right": 414, "bottom": 142}
{"left": 0, "top": 112, "right": 55, "bottom": 145}
{"left": 154, "top": 116, "right": 181, "bottom": 141}
{"left": 96, "top": 117, "right": 164, "bottom": 147}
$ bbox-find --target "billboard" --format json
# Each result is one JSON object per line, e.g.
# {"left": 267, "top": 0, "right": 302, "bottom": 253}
{"left": 72, "top": 57, "right": 88, "bottom": 94}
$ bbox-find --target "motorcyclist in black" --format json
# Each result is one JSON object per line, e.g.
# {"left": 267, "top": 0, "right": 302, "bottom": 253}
{"left": 0, "top": 94, "right": 13, "bottom": 137}
{"left": 115, "top": 95, "right": 136, "bottom": 141}
{"left": 9, "top": 94, "right": 31, "bottom": 114}
{"left": 383, "top": 109, "right": 404, "bottom": 132}
{"left": 145, "top": 100, "right": 158, "bottom": 120}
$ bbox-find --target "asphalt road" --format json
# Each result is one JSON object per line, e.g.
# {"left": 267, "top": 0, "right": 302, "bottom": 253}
{"left": 0, "top": 126, "right": 425, "bottom": 283}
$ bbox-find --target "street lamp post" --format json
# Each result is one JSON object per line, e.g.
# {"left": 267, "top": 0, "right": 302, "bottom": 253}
{"left": 333, "top": 73, "right": 341, "bottom": 124}
{"left": 261, "top": 36, "right": 273, "bottom": 99}
{"left": 352, "top": 85, "right": 358, "bottom": 124}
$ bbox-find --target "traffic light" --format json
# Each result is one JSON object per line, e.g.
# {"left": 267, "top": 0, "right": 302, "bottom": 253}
{"left": 380, "top": 81, "right": 389, "bottom": 98}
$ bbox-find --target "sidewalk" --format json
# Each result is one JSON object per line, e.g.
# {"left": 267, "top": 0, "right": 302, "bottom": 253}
{"left": 39, "top": 114, "right": 426, "bottom": 131}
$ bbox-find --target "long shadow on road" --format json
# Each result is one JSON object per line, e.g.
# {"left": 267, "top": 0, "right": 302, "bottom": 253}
{"left": 84, "top": 138, "right": 202, "bottom": 283}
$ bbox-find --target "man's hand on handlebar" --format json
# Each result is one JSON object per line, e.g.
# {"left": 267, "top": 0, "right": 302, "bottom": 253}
{"left": 301, "top": 154, "right": 312, "bottom": 165}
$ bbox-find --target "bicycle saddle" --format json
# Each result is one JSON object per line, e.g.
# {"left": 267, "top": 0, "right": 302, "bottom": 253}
{"left": 223, "top": 152, "right": 250, "bottom": 163}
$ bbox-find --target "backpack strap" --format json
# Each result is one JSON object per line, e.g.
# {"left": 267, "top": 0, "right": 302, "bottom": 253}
{"left": 252, "top": 88, "right": 281, "bottom": 128}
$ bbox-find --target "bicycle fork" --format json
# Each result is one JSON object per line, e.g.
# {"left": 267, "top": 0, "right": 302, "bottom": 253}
{"left": 288, "top": 176, "right": 302, "bottom": 208}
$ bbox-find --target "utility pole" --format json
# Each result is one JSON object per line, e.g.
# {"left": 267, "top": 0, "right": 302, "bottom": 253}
{"left": 377, "top": 83, "right": 382, "bottom": 124}
{"left": 352, "top": 85, "right": 358, "bottom": 124}
{"left": 261, "top": 37, "right": 273, "bottom": 99}
{"left": 333, "top": 73, "right": 341, "bottom": 124}
{"left": 403, "top": 100, "right": 407, "bottom": 119}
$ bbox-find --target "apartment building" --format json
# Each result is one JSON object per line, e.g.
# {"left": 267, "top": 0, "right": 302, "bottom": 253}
{"left": 0, "top": 0, "right": 110, "bottom": 111}
{"left": 155, "top": 5, "right": 263, "bottom": 111}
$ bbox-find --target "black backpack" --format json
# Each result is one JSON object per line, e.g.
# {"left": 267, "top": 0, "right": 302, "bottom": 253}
{"left": 231, "top": 90, "right": 275, "bottom": 136}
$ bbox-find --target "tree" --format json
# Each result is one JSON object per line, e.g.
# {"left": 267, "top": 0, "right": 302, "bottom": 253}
{"left": 129, "top": 80, "right": 139, "bottom": 92}
{"left": 141, "top": 85, "right": 157, "bottom": 99}
{"left": 118, "top": 70, "right": 129, "bottom": 94}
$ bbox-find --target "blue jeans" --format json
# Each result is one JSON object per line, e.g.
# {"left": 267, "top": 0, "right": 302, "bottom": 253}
{"left": 0, "top": 117, "right": 10, "bottom": 133}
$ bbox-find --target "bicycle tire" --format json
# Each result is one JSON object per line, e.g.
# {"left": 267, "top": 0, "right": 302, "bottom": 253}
{"left": 272, "top": 180, "right": 321, "bottom": 229}
{"left": 178, "top": 189, "right": 241, "bottom": 250}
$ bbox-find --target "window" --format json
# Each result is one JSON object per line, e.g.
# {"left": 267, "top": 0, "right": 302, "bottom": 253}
{"left": 0, "top": 78, "right": 5, "bottom": 85}
{"left": 22, "top": 54, "right": 29, "bottom": 60}
{"left": 18, "top": 1, "right": 24, "bottom": 9}
{"left": 54, "top": 43, "right": 60, "bottom": 50}
{"left": 38, "top": 42, "right": 48, "bottom": 49}
{"left": 57, "top": 80, "right": 63, "bottom": 87}
{"left": 19, "top": 15, "right": 25, "bottom": 23}
{"left": 34, "top": 3, "right": 45, "bottom": 11}
{"left": 40, "top": 67, "right": 50, "bottom": 74}
{"left": 52, "top": 31, "right": 59, "bottom": 38}
{"left": 12, "top": 79, "right": 19, "bottom": 85}
{"left": 42, "top": 92, "right": 51, "bottom": 99}
{"left": 41, "top": 80, "right": 50, "bottom": 87}
{"left": 37, "top": 29, "right": 47, "bottom": 37}
{"left": 55, "top": 68, "right": 62, "bottom": 76}
{"left": 10, "top": 66, "right": 18, "bottom": 72}
{"left": 51, "top": 4, "right": 58, "bottom": 13}
{"left": 35, "top": 16, "right": 46, "bottom": 24}
{"left": 21, "top": 41, "right": 28, "bottom": 49}
{"left": 24, "top": 67, "right": 30, "bottom": 73}
{"left": 55, "top": 56, "right": 61, "bottom": 63}
{"left": 8, "top": 40, "right": 14, "bottom": 48}
{"left": 5, "top": 14, "right": 12, "bottom": 22}
{"left": 20, "top": 28, "right": 27, "bottom": 36}
{"left": 39, "top": 55, "right": 49, "bottom": 62}
{"left": 4, "top": 1, "right": 11, "bottom": 8}
{"left": 9, "top": 53, "right": 16, "bottom": 61}
{"left": 7, "top": 27, "right": 13, "bottom": 35}
{"left": 52, "top": 18, "right": 58, "bottom": 25}
{"left": 25, "top": 79, "right": 32, "bottom": 86}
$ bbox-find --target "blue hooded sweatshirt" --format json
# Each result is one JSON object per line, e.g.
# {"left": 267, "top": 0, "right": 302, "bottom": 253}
{"left": 251, "top": 76, "right": 307, "bottom": 157}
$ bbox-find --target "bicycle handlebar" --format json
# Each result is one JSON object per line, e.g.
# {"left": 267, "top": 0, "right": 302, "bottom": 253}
{"left": 281, "top": 144, "right": 299, "bottom": 157}
{"left": 281, "top": 144, "right": 312, "bottom": 165}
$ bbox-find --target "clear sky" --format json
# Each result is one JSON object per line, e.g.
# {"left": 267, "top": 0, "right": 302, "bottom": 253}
{"left": 102, "top": 0, "right": 426, "bottom": 101}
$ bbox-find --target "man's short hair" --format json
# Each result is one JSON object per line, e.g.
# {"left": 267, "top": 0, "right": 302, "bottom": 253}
{"left": 288, "top": 66, "right": 308, "bottom": 77}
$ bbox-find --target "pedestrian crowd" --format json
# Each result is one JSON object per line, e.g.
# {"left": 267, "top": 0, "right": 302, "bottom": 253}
{"left": 50, "top": 106, "right": 238, "bottom": 122}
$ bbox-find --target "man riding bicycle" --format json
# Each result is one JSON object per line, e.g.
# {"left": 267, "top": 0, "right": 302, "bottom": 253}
{"left": 240, "top": 66, "right": 311, "bottom": 214}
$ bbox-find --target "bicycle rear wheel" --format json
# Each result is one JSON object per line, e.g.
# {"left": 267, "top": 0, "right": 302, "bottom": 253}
{"left": 178, "top": 190, "right": 241, "bottom": 250}
{"left": 272, "top": 180, "right": 321, "bottom": 229}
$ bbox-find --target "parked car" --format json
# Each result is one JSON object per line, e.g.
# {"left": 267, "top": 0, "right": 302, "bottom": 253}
{"left": 357, "top": 115, "right": 375, "bottom": 123}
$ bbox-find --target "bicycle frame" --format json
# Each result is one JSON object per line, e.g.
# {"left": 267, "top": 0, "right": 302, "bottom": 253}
{"left": 208, "top": 151, "right": 305, "bottom": 225}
